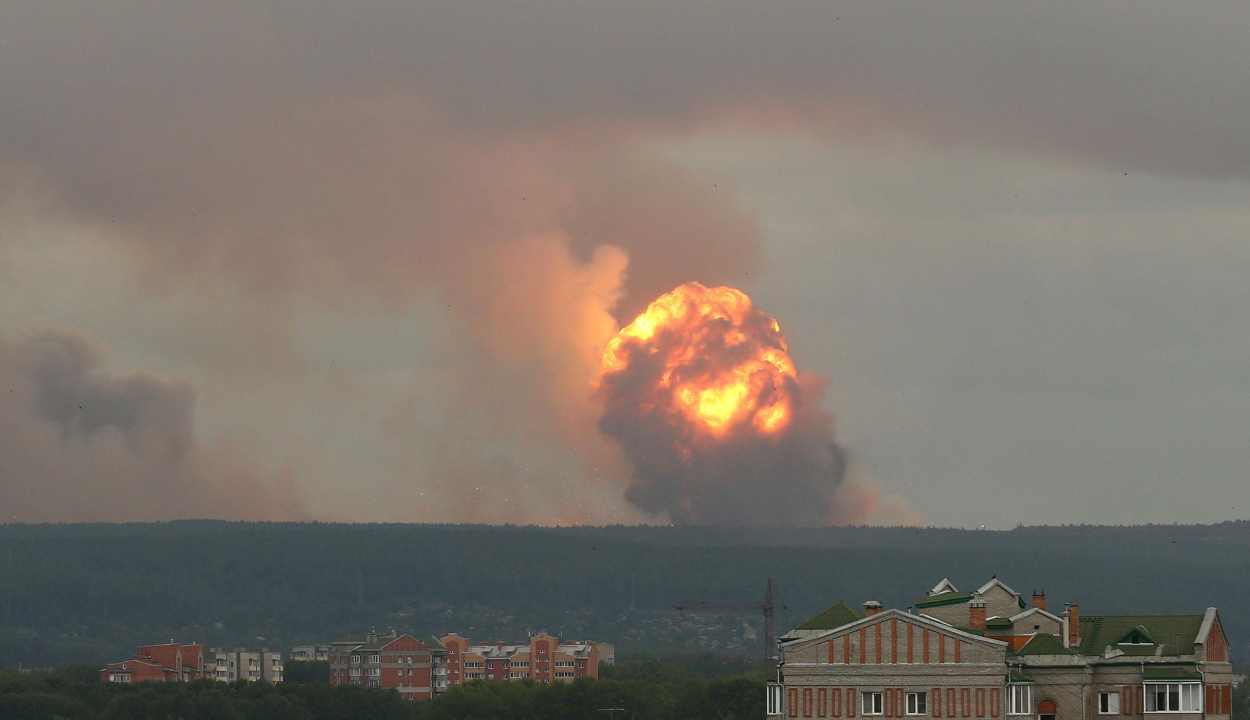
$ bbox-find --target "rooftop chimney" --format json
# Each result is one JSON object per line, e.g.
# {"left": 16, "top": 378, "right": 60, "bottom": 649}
{"left": 1066, "top": 603, "right": 1080, "bottom": 648}
{"left": 863, "top": 600, "right": 884, "bottom": 617}
{"left": 1032, "top": 590, "right": 1046, "bottom": 611}
{"left": 969, "top": 594, "right": 987, "bottom": 630}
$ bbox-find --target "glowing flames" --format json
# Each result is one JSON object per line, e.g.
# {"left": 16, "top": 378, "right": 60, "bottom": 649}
{"left": 597, "top": 281, "right": 908, "bottom": 527}
{"left": 601, "top": 282, "right": 797, "bottom": 438}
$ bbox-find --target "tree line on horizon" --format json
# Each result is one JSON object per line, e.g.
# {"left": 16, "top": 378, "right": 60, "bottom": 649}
{"left": 1, "top": 521, "right": 1248, "bottom": 668}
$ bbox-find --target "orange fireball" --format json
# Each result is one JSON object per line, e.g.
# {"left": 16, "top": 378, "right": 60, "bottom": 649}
{"left": 601, "top": 282, "right": 797, "bottom": 437}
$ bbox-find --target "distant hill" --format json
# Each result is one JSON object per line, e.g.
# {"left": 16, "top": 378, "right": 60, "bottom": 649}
{"left": 0, "top": 520, "right": 1247, "bottom": 667}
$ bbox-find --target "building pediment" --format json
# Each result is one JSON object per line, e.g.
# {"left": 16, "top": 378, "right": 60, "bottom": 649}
{"left": 781, "top": 608, "right": 1007, "bottom": 653}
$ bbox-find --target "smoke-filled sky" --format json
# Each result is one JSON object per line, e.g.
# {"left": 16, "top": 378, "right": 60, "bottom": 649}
{"left": 3, "top": 1, "right": 1250, "bottom": 527}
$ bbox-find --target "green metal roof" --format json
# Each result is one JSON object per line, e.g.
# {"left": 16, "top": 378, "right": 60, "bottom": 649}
{"left": 1142, "top": 667, "right": 1202, "bottom": 681}
{"left": 916, "top": 591, "right": 974, "bottom": 608}
{"left": 1017, "top": 634, "right": 1075, "bottom": 656}
{"left": 1077, "top": 615, "right": 1204, "bottom": 657}
{"left": 796, "top": 600, "right": 865, "bottom": 631}
{"left": 986, "top": 618, "right": 1013, "bottom": 630}
{"left": 1010, "top": 670, "right": 1035, "bottom": 683}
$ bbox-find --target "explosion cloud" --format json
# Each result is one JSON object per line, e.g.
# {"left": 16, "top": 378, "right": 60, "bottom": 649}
{"left": 598, "top": 282, "right": 847, "bottom": 525}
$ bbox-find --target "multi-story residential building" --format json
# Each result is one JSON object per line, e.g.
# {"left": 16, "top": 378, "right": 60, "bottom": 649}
{"left": 99, "top": 642, "right": 206, "bottom": 684}
{"left": 440, "top": 633, "right": 601, "bottom": 686}
{"left": 206, "top": 647, "right": 284, "bottom": 682}
{"left": 328, "top": 630, "right": 448, "bottom": 701}
{"left": 291, "top": 644, "right": 331, "bottom": 662}
{"left": 769, "top": 578, "right": 1233, "bottom": 720}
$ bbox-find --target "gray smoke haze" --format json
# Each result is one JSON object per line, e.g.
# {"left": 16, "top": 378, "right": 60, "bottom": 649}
{"left": 2, "top": 0, "right": 1244, "bottom": 522}
{"left": 0, "top": 4, "right": 774, "bottom": 522}
{"left": 0, "top": 325, "right": 308, "bottom": 522}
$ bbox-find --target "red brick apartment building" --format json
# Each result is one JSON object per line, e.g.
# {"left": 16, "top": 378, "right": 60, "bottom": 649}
{"left": 328, "top": 630, "right": 448, "bottom": 701}
{"left": 100, "top": 642, "right": 206, "bottom": 684}
{"left": 440, "top": 633, "right": 602, "bottom": 686}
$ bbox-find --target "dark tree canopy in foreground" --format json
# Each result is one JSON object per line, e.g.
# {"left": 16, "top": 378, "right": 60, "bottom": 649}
{"left": 0, "top": 662, "right": 764, "bottom": 720}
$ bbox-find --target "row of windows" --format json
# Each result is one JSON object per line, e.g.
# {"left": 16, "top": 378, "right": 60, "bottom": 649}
{"left": 1145, "top": 684, "right": 1202, "bottom": 713}
{"left": 384, "top": 655, "right": 430, "bottom": 664}
{"left": 862, "top": 691, "right": 927, "bottom": 716}
{"left": 345, "top": 654, "right": 432, "bottom": 666}
{"left": 767, "top": 684, "right": 1205, "bottom": 718}
{"left": 1013, "top": 684, "right": 1202, "bottom": 716}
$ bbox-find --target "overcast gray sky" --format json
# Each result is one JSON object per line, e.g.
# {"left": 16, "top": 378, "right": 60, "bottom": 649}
{"left": 2, "top": 1, "right": 1248, "bottom": 526}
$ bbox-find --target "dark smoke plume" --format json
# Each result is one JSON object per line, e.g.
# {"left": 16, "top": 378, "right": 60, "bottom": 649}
{"left": 0, "top": 324, "right": 308, "bottom": 522}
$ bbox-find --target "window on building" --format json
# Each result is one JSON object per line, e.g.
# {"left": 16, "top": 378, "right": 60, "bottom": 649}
{"left": 907, "top": 692, "right": 928, "bottom": 716}
{"left": 1100, "top": 692, "right": 1121, "bottom": 715}
{"left": 862, "top": 692, "right": 884, "bottom": 716}
{"left": 1008, "top": 685, "right": 1033, "bottom": 715}
{"left": 768, "top": 684, "right": 784, "bottom": 716}
{"left": 351, "top": 655, "right": 360, "bottom": 665}
{"left": 1145, "top": 683, "right": 1201, "bottom": 713}
{"left": 369, "top": 655, "right": 380, "bottom": 664}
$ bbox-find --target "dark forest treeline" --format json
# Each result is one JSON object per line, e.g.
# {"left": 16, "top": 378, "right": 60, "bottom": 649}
{"left": 2, "top": 521, "right": 1250, "bottom": 667}
{"left": 0, "top": 663, "right": 764, "bottom": 720}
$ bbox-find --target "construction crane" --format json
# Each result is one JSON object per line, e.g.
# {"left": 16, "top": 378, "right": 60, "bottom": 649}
{"left": 673, "top": 579, "right": 785, "bottom": 663}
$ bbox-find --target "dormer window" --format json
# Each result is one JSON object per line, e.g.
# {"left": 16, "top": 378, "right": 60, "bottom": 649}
{"left": 1116, "top": 626, "right": 1156, "bottom": 646}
